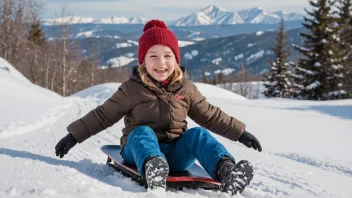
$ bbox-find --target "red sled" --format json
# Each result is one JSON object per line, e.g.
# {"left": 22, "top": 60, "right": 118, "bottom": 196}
{"left": 101, "top": 145, "right": 220, "bottom": 191}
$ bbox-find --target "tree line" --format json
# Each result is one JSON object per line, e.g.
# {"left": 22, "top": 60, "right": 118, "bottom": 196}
{"left": 0, "top": 0, "right": 128, "bottom": 97}
{"left": 202, "top": 0, "right": 351, "bottom": 100}
{"left": 264, "top": 0, "right": 352, "bottom": 100}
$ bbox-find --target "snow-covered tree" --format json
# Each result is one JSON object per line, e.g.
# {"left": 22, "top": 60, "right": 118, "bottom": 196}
{"left": 337, "top": 0, "right": 352, "bottom": 96}
{"left": 291, "top": 0, "right": 347, "bottom": 100}
{"left": 263, "top": 18, "right": 292, "bottom": 98}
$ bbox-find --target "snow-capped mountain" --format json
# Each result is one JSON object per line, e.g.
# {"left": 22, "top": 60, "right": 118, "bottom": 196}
{"left": 97, "top": 16, "right": 147, "bottom": 24}
{"left": 43, "top": 16, "right": 147, "bottom": 25}
{"left": 173, "top": 5, "right": 243, "bottom": 26}
{"left": 274, "top": 11, "right": 303, "bottom": 21}
{"left": 174, "top": 5, "right": 302, "bottom": 26}
{"left": 43, "top": 16, "right": 95, "bottom": 25}
{"left": 42, "top": 5, "right": 303, "bottom": 26}
{"left": 238, "top": 7, "right": 281, "bottom": 24}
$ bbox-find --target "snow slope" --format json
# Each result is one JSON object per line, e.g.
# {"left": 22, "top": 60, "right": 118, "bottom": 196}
{"left": 0, "top": 57, "right": 67, "bottom": 132}
{"left": 1, "top": 58, "right": 352, "bottom": 198}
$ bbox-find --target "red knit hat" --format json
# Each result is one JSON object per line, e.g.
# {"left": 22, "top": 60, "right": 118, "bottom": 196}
{"left": 138, "top": 19, "right": 180, "bottom": 64}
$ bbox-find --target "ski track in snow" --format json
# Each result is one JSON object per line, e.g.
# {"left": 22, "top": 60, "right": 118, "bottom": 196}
{"left": 272, "top": 152, "right": 352, "bottom": 177}
{"left": 0, "top": 103, "right": 72, "bottom": 139}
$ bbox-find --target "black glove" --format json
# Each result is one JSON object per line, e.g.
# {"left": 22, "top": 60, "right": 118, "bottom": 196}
{"left": 55, "top": 133, "right": 78, "bottom": 158}
{"left": 238, "top": 131, "right": 262, "bottom": 152}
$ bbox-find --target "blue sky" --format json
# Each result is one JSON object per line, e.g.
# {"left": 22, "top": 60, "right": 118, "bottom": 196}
{"left": 39, "top": 0, "right": 309, "bottom": 20}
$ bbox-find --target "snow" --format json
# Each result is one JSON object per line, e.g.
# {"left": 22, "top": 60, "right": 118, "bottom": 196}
{"left": 183, "top": 50, "right": 198, "bottom": 60}
{"left": 247, "top": 43, "right": 255, "bottom": 48}
{"left": 256, "top": 31, "right": 264, "bottom": 36}
{"left": 127, "top": 40, "right": 138, "bottom": 45}
{"left": 116, "top": 43, "right": 133, "bottom": 48}
{"left": 76, "top": 31, "right": 95, "bottom": 38}
{"left": 314, "top": 62, "right": 322, "bottom": 67}
{"left": 183, "top": 53, "right": 193, "bottom": 60}
{"left": 246, "top": 50, "right": 265, "bottom": 64}
{"left": 212, "top": 58, "right": 222, "bottom": 65}
{"left": 204, "top": 71, "right": 211, "bottom": 76}
{"left": 191, "top": 50, "right": 198, "bottom": 56}
{"left": 214, "top": 68, "right": 236, "bottom": 75}
{"left": 0, "top": 57, "right": 66, "bottom": 126}
{"left": 178, "top": 41, "right": 195, "bottom": 47}
{"left": 1, "top": 58, "right": 352, "bottom": 197}
{"left": 235, "top": 54, "right": 244, "bottom": 61}
{"left": 306, "top": 81, "right": 321, "bottom": 90}
{"left": 221, "top": 68, "right": 236, "bottom": 75}
{"left": 106, "top": 57, "right": 135, "bottom": 67}
{"left": 214, "top": 69, "right": 221, "bottom": 74}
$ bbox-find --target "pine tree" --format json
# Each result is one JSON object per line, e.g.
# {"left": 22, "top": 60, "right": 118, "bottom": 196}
{"left": 291, "top": 0, "right": 346, "bottom": 100}
{"left": 27, "top": 22, "right": 46, "bottom": 46}
{"left": 337, "top": 0, "right": 352, "bottom": 96}
{"left": 264, "top": 18, "right": 292, "bottom": 98}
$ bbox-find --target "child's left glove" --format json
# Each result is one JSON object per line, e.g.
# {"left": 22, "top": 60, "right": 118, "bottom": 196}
{"left": 55, "top": 133, "right": 78, "bottom": 158}
{"left": 238, "top": 131, "right": 262, "bottom": 152}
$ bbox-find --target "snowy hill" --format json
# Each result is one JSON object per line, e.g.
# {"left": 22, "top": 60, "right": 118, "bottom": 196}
{"left": 0, "top": 57, "right": 66, "bottom": 130}
{"left": 73, "top": 82, "right": 247, "bottom": 101}
{"left": 1, "top": 58, "right": 352, "bottom": 197}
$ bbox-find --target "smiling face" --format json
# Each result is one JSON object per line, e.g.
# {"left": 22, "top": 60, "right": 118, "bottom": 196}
{"left": 144, "top": 45, "right": 176, "bottom": 82}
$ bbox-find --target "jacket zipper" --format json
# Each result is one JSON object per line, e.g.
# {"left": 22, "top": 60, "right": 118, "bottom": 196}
{"left": 161, "top": 89, "right": 172, "bottom": 139}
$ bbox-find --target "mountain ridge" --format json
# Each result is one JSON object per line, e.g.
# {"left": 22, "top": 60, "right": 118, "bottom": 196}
{"left": 42, "top": 5, "right": 303, "bottom": 26}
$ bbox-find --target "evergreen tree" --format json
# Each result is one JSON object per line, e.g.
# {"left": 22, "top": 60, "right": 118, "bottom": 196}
{"left": 337, "top": 0, "right": 352, "bottom": 96}
{"left": 27, "top": 22, "right": 46, "bottom": 46}
{"left": 263, "top": 18, "right": 292, "bottom": 98}
{"left": 291, "top": 0, "right": 346, "bottom": 100}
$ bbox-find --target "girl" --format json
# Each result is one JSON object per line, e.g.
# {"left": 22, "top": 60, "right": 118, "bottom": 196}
{"left": 55, "top": 19, "right": 262, "bottom": 195}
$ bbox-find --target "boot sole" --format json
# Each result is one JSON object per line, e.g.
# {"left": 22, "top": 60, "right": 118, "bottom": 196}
{"left": 220, "top": 160, "right": 254, "bottom": 195}
{"left": 145, "top": 157, "right": 169, "bottom": 190}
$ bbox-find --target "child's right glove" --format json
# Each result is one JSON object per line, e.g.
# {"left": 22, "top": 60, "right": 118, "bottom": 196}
{"left": 238, "top": 131, "right": 262, "bottom": 152}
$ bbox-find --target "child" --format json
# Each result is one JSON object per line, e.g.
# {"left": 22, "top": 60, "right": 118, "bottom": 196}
{"left": 55, "top": 19, "right": 262, "bottom": 195}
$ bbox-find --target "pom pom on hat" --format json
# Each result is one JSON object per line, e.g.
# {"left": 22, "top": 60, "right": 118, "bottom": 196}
{"left": 138, "top": 19, "right": 180, "bottom": 64}
{"left": 143, "top": 20, "right": 167, "bottom": 32}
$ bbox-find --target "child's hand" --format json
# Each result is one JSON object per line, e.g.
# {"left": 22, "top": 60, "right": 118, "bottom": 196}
{"left": 55, "top": 133, "right": 78, "bottom": 158}
{"left": 238, "top": 131, "right": 262, "bottom": 152}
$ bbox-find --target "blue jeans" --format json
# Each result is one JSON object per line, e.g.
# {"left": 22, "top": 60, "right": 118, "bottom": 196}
{"left": 121, "top": 126, "right": 234, "bottom": 179}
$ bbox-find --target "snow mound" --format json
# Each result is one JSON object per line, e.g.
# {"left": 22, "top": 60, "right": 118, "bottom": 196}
{"left": 0, "top": 57, "right": 66, "bottom": 126}
{"left": 0, "top": 57, "right": 30, "bottom": 83}
{"left": 72, "top": 83, "right": 121, "bottom": 100}
{"left": 194, "top": 82, "right": 247, "bottom": 100}
{"left": 72, "top": 82, "right": 247, "bottom": 101}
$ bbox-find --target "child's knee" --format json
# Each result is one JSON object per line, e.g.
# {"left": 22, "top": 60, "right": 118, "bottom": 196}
{"left": 128, "top": 126, "right": 156, "bottom": 139}
{"left": 185, "top": 127, "right": 210, "bottom": 138}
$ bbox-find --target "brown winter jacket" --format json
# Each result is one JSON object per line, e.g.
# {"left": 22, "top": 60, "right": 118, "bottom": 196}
{"left": 67, "top": 66, "right": 246, "bottom": 150}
